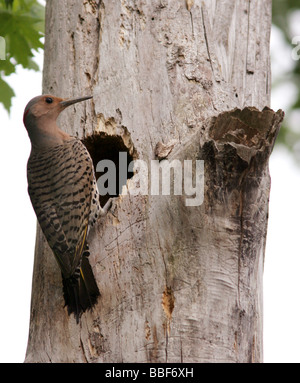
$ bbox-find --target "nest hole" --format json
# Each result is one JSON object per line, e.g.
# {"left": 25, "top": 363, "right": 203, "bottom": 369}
{"left": 82, "top": 133, "right": 135, "bottom": 206}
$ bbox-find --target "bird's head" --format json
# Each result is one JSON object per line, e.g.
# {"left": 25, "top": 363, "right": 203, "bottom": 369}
{"left": 23, "top": 94, "right": 92, "bottom": 147}
{"left": 23, "top": 94, "right": 92, "bottom": 130}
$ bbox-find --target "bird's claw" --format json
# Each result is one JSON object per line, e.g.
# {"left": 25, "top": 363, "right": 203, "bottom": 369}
{"left": 99, "top": 198, "right": 113, "bottom": 216}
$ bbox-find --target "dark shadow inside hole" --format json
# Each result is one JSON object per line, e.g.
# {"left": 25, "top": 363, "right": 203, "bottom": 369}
{"left": 82, "top": 133, "right": 134, "bottom": 206}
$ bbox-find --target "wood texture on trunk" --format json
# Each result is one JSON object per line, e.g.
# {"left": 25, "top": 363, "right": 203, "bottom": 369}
{"left": 25, "top": 0, "right": 283, "bottom": 363}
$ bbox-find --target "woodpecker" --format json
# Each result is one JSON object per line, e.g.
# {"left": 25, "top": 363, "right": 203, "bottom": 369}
{"left": 23, "top": 94, "right": 110, "bottom": 323}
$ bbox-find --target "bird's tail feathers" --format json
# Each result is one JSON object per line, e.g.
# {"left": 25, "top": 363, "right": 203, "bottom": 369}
{"left": 62, "top": 249, "right": 100, "bottom": 323}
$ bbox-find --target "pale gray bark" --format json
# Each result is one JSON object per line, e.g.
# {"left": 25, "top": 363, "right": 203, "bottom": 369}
{"left": 25, "top": 0, "right": 283, "bottom": 363}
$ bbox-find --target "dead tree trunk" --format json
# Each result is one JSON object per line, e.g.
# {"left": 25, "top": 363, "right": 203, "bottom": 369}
{"left": 25, "top": 0, "right": 283, "bottom": 363}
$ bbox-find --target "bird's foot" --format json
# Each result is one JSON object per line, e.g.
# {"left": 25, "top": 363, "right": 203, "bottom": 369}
{"left": 99, "top": 198, "right": 114, "bottom": 216}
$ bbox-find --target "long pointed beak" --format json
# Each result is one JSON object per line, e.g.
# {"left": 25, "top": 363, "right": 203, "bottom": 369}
{"left": 59, "top": 95, "right": 93, "bottom": 108}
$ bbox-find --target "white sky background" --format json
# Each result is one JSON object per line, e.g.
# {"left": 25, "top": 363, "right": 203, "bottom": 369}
{"left": 0, "top": 15, "right": 300, "bottom": 363}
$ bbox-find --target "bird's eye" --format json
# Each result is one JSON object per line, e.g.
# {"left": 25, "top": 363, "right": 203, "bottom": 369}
{"left": 45, "top": 97, "right": 53, "bottom": 104}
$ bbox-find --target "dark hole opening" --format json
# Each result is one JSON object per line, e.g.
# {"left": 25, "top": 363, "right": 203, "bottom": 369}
{"left": 82, "top": 133, "right": 135, "bottom": 206}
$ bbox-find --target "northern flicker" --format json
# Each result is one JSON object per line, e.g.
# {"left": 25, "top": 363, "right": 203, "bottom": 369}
{"left": 23, "top": 94, "right": 110, "bottom": 323}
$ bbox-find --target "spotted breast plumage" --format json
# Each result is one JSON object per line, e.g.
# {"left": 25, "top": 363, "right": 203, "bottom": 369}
{"left": 24, "top": 94, "right": 110, "bottom": 323}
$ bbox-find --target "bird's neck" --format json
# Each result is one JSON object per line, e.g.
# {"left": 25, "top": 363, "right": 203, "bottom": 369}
{"left": 27, "top": 121, "right": 72, "bottom": 149}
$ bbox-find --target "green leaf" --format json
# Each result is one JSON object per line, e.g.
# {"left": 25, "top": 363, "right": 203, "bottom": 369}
{"left": 0, "top": 10, "right": 14, "bottom": 35}
{"left": 0, "top": 0, "right": 14, "bottom": 9}
{"left": 0, "top": 56, "right": 16, "bottom": 76}
{"left": 27, "top": 56, "right": 39, "bottom": 71}
{"left": 0, "top": 76, "right": 15, "bottom": 113}
{"left": 5, "top": 0, "right": 13, "bottom": 8}
{"left": 0, "top": 0, "right": 45, "bottom": 113}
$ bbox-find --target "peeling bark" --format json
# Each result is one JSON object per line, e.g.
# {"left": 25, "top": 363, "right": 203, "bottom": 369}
{"left": 25, "top": 0, "right": 283, "bottom": 363}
